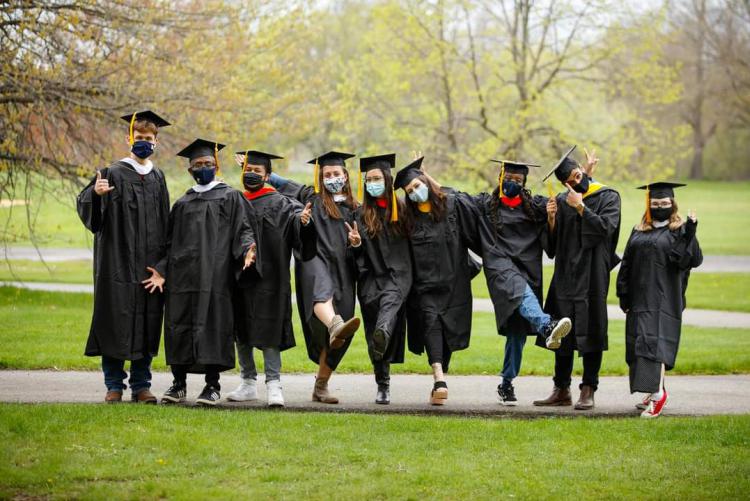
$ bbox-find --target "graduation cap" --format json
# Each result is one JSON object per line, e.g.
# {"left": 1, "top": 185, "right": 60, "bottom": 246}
{"left": 307, "top": 151, "right": 356, "bottom": 194}
{"left": 359, "top": 153, "right": 398, "bottom": 222}
{"left": 490, "top": 159, "right": 541, "bottom": 177}
{"left": 542, "top": 145, "right": 578, "bottom": 183}
{"left": 394, "top": 157, "right": 424, "bottom": 190}
{"left": 236, "top": 150, "right": 283, "bottom": 170}
{"left": 176, "top": 138, "right": 226, "bottom": 174}
{"left": 120, "top": 111, "right": 170, "bottom": 146}
{"left": 637, "top": 182, "right": 686, "bottom": 224}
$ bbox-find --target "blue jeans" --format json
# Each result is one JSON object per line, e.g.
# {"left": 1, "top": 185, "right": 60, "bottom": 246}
{"left": 518, "top": 284, "right": 551, "bottom": 333}
{"left": 500, "top": 285, "right": 551, "bottom": 385}
{"left": 102, "top": 355, "right": 152, "bottom": 393}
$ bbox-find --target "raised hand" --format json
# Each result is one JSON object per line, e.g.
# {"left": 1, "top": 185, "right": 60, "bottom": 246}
{"left": 565, "top": 182, "right": 583, "bottom": 209}
{"left": 243, "top": 243, "right": 257, "bottom": 270}
{"left": 546, "top": 196, "right": 558, "bottom": 219}
{"left": 583, "top": 147, "right": 599, "bottom": 178}
{"left": 344, "top": 221, "right": 361, "bottom": 247}
{"left": 688, "top": 209, "right": 697, "bottom": 223}
{"left": 234, "top": 153, "right": 245, "bottom": 167}
{"left": 300, "top": 202, "right": 313, "bottom": 226}
{"left": 141, "top": 266, "right": 165, "bottom": 294}
{"left": 94, "top": 170, "right": 115, "bottom": 196}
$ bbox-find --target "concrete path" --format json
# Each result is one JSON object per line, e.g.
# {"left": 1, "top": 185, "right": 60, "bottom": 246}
{"left": 0, "top": 370, "right": 747, "bottom": 418}
{"left": 4, "top": 246, "right": 750, "bottom": 273}
{"left": 3, "top": 281, "right": 748, "bottom": 329}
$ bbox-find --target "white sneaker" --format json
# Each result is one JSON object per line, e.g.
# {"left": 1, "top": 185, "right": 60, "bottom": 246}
{"left": 225, "top": 379, "right": 258, "bottom": 402}
{"left": 267, "top": 380, "right": 285, "bottom": 407}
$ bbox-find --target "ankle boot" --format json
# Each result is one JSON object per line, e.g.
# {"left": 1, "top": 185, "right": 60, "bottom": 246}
{"left": 312, "top": 376, "right": 339, "bottom": 404}
{"left": 574, "top": 385, "right": 595, "bottom": 410}
{"left": 533, "top": 386, "right": 572, "bottom": 406}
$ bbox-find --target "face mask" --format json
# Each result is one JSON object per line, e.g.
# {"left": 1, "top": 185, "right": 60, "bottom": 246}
{"left": 192, "top": 167, "right": 216, "bottom": 185}
{"left": 131, "top": 140, "right": 155, "bottom": 159}
{"left": 650, "top": 207, "right": 672, "bottom": 222}
{"left": 502, "top": 180, "right": 523, "bottom": 198}
{"left": 323, "top": 176, "right": 346, "bottom": 194}
{"left": 408, "top": 183, "right": 429, "bottom": 203}
{"left": 572, "top": 175, "right": 590, "bottom": 194}
{"left": 366, "top": 181, "right": 385, "bottom": 198}
{"left": 243, "top": 172, "right": 265, "bottom": 190}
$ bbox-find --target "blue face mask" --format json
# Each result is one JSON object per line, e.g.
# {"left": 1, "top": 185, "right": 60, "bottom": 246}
{"left": 366, "top": 181, "right": 385, "bottom": 198}
{"left": 408, "top": 183, "right": 430, "bottom": 203}
{"left": 192, "top": 166, "right": 216, "bottom": 185}
{"left": 323, "top": 176, "right": 346, "bottom": 194}
{"left": 502, "top": 180, "right": 523, "bottom": 198}
{"left": 131, "top": 140, "right": 155, "bottom": 159}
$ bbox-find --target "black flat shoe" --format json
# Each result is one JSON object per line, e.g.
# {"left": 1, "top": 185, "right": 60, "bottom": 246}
{"left": 375, "top": 385, "right": 390, "bottom": 405}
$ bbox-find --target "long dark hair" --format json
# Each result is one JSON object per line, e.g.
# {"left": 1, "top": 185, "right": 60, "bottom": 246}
{"left": 487, "top": 183, "right": 538, "bottom": 236}
{"left": 318, "top": 165, "right": 358, "bottom": 219}
{"left": 361, "top": 168, "right": 408, "bottom": 238}
{"left": 403, "top": 174, "right": 447, "bottom": 223}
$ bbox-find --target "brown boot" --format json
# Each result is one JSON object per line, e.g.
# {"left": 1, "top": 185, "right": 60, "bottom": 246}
{"left": 328, "top": 315, "right": 360, "bottom": 349}
{"left": 132, "top": 389, "right": 157, "bottom": 404}
{"left": 312, "top": 376, "right": 339, "bottom": 404}
{"left": 105, "top": 390, "right": 122, "bottom": 403}
{"left": 533, "top": 386, "right": 572, "bottom": 406}
{"left": 574, "top": 385, "right": 595, "bottom": 410}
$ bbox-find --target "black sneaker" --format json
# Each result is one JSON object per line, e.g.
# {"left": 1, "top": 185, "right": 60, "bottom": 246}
{"left": 196, "top": 385, "right": 221, "bottom": 407}
{"left": 497, "top": 384, "right": 518, "bottom": 406}
{"left": 544, "top": 317, "right": 572, "bottom": 349}
{"left": 161, "top": 384, "right": 187, "bottom": 404}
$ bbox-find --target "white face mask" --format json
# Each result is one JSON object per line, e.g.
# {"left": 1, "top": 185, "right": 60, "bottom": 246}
{"left": 323, "top": 176, "right": 346, "bottom": 194}
{"left": 408, "top": 183, "right": 429, "bottom": 203}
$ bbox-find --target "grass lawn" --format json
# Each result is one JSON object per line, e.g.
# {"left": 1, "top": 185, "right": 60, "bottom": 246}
{"left": 1, "top": 404, "right": 748, "bottom": 499}
{"left": 0, "top": 259, "right": 93, "bottom": 284}
{"left": 2, "top": 287, "right": 748, "bottom": 375}
{"left": 2, "top": 176, "right": 750, "bottom": 254}
{"left": 471, "top": 268, "right": 750, "bottom": 313}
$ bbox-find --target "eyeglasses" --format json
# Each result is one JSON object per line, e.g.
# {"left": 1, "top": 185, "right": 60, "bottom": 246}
{"left": 650, "top": 202, "right": 673, "bottom": 209}
{"left": 191, "top": 162, "right": 216, "bottom": 170}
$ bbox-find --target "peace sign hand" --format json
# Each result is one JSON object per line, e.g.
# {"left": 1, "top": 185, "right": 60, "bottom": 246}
{"left": 583, "top": 147, "right": 599, "bottom": 178}
{"left": 344, "top": 221, "right": 361, "bottom": 247}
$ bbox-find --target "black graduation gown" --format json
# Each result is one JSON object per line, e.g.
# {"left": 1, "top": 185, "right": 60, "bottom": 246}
{"left": 234, "top": 188, "right": 316, "bottom": 352}
{"left": 276, "top": 180, "right": 357, "bottom": 370}
{"left": 76, "top": 160, "right": 170, "bottom": 361}
{"left": 616, "top": 223, "right": 702, "bottom": 392}
{"left": 159, "top": 183, "right": 255, "bottom": 373}
{"left": 537, "top": 186, "right": 621, "bottom": 355}
{"left": 405, "top": 191, "right": 481, "bottom": 365}
{"left": 354, "top": 205, "right": 413, "bottom": 364}
{"left": 465, "top": 192, "right": 537, "bottom": 334}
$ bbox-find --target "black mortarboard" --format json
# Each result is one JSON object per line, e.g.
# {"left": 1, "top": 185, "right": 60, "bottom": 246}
{"left": 359, "top": 153, "right": 396, "bottom": 173}
{"left": 236, "top": 150, "right": 283, "bottom": 169}
{"left": 394, "top": 157, "right": 424, "bottom": 189}
{"left": 490, "top": 159, "right": 541, "bottom": 177}
{"left": 637, "top": 182, "right": 686, "bottom": 199}
{"left": 120, "top": 110, "right": 170, "bottom": 128}
{"left": 542, "top": 145, "right": 578, "bottom": 182}
{"left": 176, "top": 138, "right": 226, "bottom": 161}
{"left": 307, "top": 151, "right": 355, "bottom": 167}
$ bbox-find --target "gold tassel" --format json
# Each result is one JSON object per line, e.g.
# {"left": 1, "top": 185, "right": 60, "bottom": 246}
{"left": 498, "top": 162, "right": 506, "bottom": 198}
{"left": 128, "top": 113, "right": 136, "bottom": 146}
{"left": 358, "top": 171, "right": 363, "bottom": 202}
{"left": 390, "top": 187, "right": 398, "bottom": 222}
{"left": 214, "top": 142, "right": 220, "bottom": 176}
{"left": 314, "top": 158, "right": 320, "bottom": 194}
{"left": 546, "top": 181, "right": 555, "bottom": 199}
{"left": 645, "top": 185, "right": 652, "bottom": 224}
{"left": 240, "top": 152, "right": 248, "bottom": 185}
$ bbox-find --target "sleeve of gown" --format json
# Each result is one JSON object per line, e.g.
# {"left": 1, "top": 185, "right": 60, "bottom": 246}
{"left": 273, "top": 177, "right": 317, "bottom": 205}
{"left": 151, "top": 171, "right": 171, "bottom": 268}
{"left": 544, "top": 194, "right": 563, "bottom": 259}
{"left": 153, "top": 206, "right": 175, "bottom": 279}
{"left": 76, "top": 169, "right": 108, "bottom": 233}
{"left": 530, "top": 195, "right": 554, "bottom": 256}
{"left": 453, "top": 190, "right": 482, "bottom": 255}
{"left": 232, "top": 193, "right": 256, "bottom": 261}
{"left": 668, "top": 220, "right": 703, "bottom": 270}
{"left": 580, "top": 190, "right": 621, "bottom": 250}
{"left": 285, "top": 198, "right": 317, "bottom": 262}
{"left": 616, "top": 228, "right": 636, "bottom": 310}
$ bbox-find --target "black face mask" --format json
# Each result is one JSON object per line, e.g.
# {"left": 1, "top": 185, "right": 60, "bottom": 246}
{"left": 243, "top": 172, "right": 264, "bottom": 190}
{"left": 572, "top": 175, "right": 590, "bottom": 194}
{"left": 650, "top": 207, "right": 672, "bottom": 222}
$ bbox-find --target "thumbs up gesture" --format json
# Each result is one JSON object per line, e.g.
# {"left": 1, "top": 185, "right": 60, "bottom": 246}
{"left": 94, "top": 170, "right": 115, "bottom": 196}
{"left": 300, "top": 202, "right": 313, "bottom": 226}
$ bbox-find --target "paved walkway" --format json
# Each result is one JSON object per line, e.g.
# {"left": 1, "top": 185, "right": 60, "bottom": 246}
{"left": 3, "top": 280, "right": 749, "bottom": 329}
{"left": 4, "top": 246, "right": 750, "bottom": 273}
{"left": 0, "top": 370, "right": 747, "bottom": 417}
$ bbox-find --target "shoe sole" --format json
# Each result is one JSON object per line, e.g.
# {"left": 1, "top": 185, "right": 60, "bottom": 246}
{"left": 160, "top": 396, "right": 185, "bottom": 404}
{"left": 330, "top": 318, "right": 361, "bottom": 349}
{"left": 641, "top": 394, "right": 669, "bottom": 418}
{"left": 546, "top": 318, "right": 572, "bottom": 349}
{"left": 268, "top": 402, "right": 285, "bottom": 408}
{"left": 497, "top": 396, "right": 518, "bottom": 407}
{"left": 371, "top": 329, "right": 388, "bottom": 360}
{"left": 225, "top": 395, "right": 258, "bottom": 402}
{"left": 312, "top": 394, "right": 339, "bottom": 404}
{"left": 430, "top": 388, "right": 448, "bottom": 406}
{"left": 196, "top": 399, "right": 218, "bottom": 407}
{"left": 533, "top": 400, "right": 572, "bottom": 407}
{"left": 375, "top": 400, "right": 390, "bottom": 405}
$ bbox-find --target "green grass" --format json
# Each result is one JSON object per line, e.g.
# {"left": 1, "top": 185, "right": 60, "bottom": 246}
{"left": 2, "top": 287, "right": 748, "bottom": 375}
{"left": 3, "top": 176, "right": 750, "bottom": 254}
{"left": 1, "top": 404, "right": 748, "bottom": 499}
{"left": 0, "top": 259, "right": 92, "bottom": 284}
{"left": 471, "top": 268, "right": 750, "bottom": 313}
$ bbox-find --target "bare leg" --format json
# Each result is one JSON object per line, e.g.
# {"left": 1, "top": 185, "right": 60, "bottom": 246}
{"left": 313, "top": 299, "right": 336, "bottom": 327}
{"left": 431, "top": 362, "right": 445, "bottom": 382}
